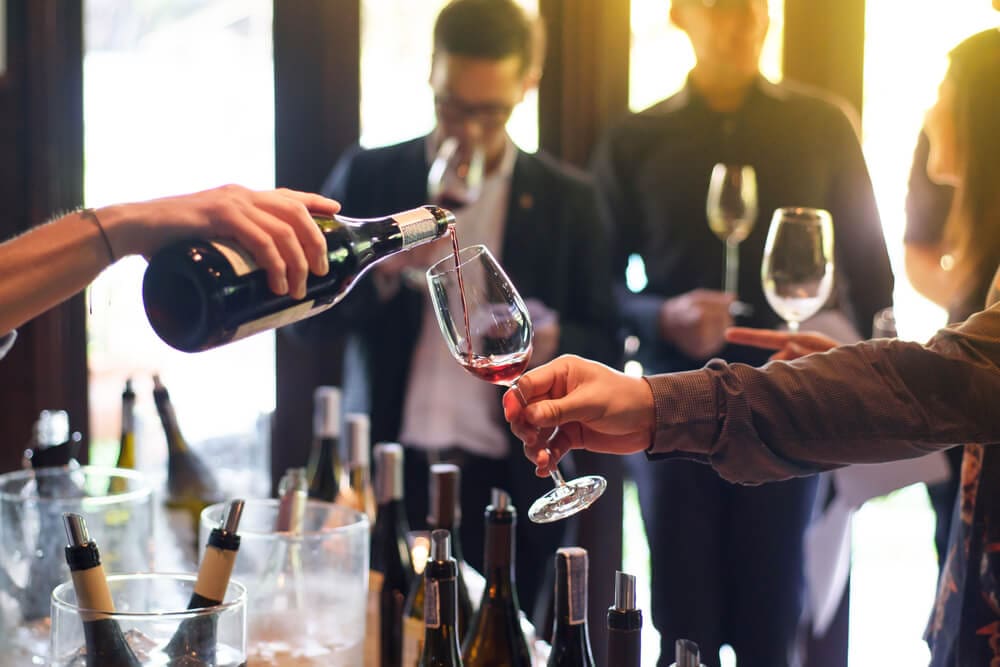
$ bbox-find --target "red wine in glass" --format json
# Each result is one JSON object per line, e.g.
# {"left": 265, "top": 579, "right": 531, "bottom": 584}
{"left": 459, "top": 350, "right": 531, "bottom": 386}
{"left": 426, "top": 244, "right": 606, "bottom": 523}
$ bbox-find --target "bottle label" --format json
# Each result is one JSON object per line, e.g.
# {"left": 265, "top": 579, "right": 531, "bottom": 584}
{"left": 231, "top": 299, "right": 333, "bottom": 342}
{"left": 568, "top": 560, "right": 587, "bottom": 625}
{"left": 365, "top": 570, "right": 383, "bottom": 666}
{"left": 393, "top": 208, "right": 438, "bottom": 246}
{"left": 425, "top": 579, "right": 440, "bottom": 629}
{"left": 210, "top": 240, "right": 258, "bottom": 277}
{"left": 402, "top": 616, "right": 425, "bottom": 667}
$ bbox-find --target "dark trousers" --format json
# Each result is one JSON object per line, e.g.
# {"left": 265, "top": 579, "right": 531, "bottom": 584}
{"left": 629, "top": 456, "right": 818, "bottom": 667}
{"left": 926, "top": 446, "right": 964, "bottom": 571}
{"left": 401, "top": 444, "right": 571, "bottom": 625}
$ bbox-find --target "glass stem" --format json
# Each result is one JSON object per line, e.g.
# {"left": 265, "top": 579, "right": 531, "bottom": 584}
{"left": 788, "top": 320, "right": 800, "bottom": 333}
{"left": 725, "top": 240, "right": 739, "bottom": 295}
{"left": 548, "top": 462, "right": 567, "bottom": 488}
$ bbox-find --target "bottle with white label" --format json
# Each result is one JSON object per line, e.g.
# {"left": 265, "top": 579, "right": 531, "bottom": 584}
{"left": 143, "top": 205, "right": 455, "bottom": 352}
{"left": 547, "top": 547, "right": 594, "bottom": 667}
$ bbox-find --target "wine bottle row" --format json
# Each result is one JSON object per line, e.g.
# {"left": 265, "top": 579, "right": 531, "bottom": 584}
{"left": 362, "top": 439, "right": 648, "bottom": 667}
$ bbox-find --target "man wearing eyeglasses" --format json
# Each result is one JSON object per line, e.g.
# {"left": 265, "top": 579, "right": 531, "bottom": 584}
{"left": 591, "top": 0, "right": 894, "bottom": 665}
{"left": 296, "top": 0, "right": 618, "bottom": 622}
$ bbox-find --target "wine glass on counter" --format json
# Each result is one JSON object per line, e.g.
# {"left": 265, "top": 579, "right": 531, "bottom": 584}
{"left": 761, "top": 207, "right": 835, "bottom": 332}
{"left": 425, "top": 245, "right": 606, "bottom": 523}
{"left": 707, "top": 163, "right": 758, "bottom": 302}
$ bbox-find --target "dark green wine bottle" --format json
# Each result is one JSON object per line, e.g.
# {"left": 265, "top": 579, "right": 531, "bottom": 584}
{"left": 419, "top": 529, "right": 463, "bottom": 667}
{"left": 143, "top": 206, "right": 455, "bottom": 352}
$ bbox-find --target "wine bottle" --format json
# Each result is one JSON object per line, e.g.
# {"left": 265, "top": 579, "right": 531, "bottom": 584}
{"left": 143, "top": 205, "right": 456, "bottom": 352}
{"left": 23, "top": 409, "right": 82, "bottom": 472}
{"left": 547, "top": 547, "right": 595, "bottom": 666}
{"left": 108, "top": 379, "right": 137, "bottom": 498}
{"left": 606, "top": 571, "right": 642, "bottom": 667}
{"left": 153, "top": 374, "right": 224, "bottom": 556}
{"left": 404, "top": 464, "right": 474, "bottom": 665}
{"left": 164, "top": 498, "right": 245, "bottom": 662}
{"left": 116, "top": 379, "right": 137, "bottom": 471}
{"left": 418, "top": 529, "right": 463, "bottom": 667}
{"left": 62, "top": 513, "right": 142, "bottom": 667}
{"left": 461, "top": 489, "right": 531, "bottom": 667}
{"left": 338, "top": 412, "right": 377, "bottom": 523}
{"left": 671, "top": 639, "right": 704, "bottom": 667}
{"left": 21, "top": 411, "right": 84, "bottom": 622}
{"left": 276, "top": 467, "right": 309, "bottom": 532}
{"left": 368, "top": 443, "right": 414, "bottom": 667}
{"left": 307, "top": 386, "right": 342, "bottom": 502}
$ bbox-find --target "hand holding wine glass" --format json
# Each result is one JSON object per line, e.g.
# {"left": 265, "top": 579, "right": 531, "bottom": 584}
{"left": 425, "top": 245, "right": 606, "bottom": 523}
{"left": 707, "top": 164, "right": 758, "bottom": 305}
{"left": 761, "top": 207, "right": 835, "bottom": 332}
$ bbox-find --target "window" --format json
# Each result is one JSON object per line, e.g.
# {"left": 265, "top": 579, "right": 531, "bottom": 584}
{"left": 84, "top": 0, "right": 275, "bottom": 498}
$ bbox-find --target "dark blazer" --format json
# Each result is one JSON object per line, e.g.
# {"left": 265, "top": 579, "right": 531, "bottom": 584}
{"left": 296, "top": 136, "right": 619, "bottom": 448}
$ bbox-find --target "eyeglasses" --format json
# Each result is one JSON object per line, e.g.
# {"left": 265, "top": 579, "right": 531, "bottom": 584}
{"left": 434, "top": 95, "right": 514, "bottom": 130}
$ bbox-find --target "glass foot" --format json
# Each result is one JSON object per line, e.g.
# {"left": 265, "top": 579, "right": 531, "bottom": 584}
{"left": 527, "top": 475, "right": 607, "bottom": 524}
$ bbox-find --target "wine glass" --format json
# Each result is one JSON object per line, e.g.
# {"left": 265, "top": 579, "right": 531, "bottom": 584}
{"left": 707, "top": 164, "right": 758, "bottom": 297}
{"left": 761, "top": 207, "right": 835, "bottom": 332}
{"left": 425, "top": 245, "right": 607, "bottom": 524}
{"left": 427, "top": 136, "right": 485, "bottom": 210}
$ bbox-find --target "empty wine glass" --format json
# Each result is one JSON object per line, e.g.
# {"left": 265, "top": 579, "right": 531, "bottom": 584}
{"left": 707, "top": 164, "right": 758, "bottom": 297}
{"left": 425, "top": 245, "right": 606, "bottom": 524}
{"left": 761, "top": 207, "right": 835, "bottom": 332}
{"left": 427, "top": 136, "right": 485, "bottom": 210}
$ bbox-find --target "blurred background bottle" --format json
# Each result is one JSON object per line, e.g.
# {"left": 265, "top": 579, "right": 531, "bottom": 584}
{"left": 307, "top": 386, "right": 342, "bottom": 502}
{"left": 369, "top": 443, "right": 414, "bottom": 667}
{"left": 153, "top": 374, "right": 224, "bottom": 558}
{"left": 339, "top": 412, "right": 377, "bottom": 523}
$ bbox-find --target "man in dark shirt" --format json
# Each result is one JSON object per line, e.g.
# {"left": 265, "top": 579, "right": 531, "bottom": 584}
{"left": 591, "top": 0, "right": 893, "bottom": 664}
{"left": 505, "top": 267, "right": 1000, "bottom": 667}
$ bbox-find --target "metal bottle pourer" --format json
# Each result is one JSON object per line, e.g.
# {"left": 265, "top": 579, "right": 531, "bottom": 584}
{"left": 614, "top": 570, "right": 637, "bottom": 611}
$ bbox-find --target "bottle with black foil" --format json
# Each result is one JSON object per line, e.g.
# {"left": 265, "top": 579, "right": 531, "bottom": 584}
{"left": 606, "top": 571, "right": 642, "bottom": 667}
{"left": 143, "top": 205, "right": 455, "bottom": 352}
{"left": 153, "top": 374, "right": 224, "bottom": 558}
{"left": 368, "top": 443, "right": 414, "bottom": 667}
{"left": 20, "top": 411, "right": 84, "bottom": 623}
{"left": 339, "top": 413, "right": 376, "bottom": 523}
{"left": 164, "top": 498, "right": 245, "bottom": 662}
{"left": 307, "top": 386, "right": 342, "bottom": 502}
{"left": 403, "top": 463, "right": 474, "bottom": 666}
{"left": 547, "top": 547, "right": 595, "bottom": 667}
{"left": 461, "top": 489, "right": 531, "bottom": 667}
{"left": 61, "top": 513, "right": 142, "bottom": 667}
{"left": 418, "top": 529, "right": 464, "bottom": 667}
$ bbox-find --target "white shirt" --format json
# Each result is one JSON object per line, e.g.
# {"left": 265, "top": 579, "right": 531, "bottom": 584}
{"left": 398, "top": 138, "right": 517, "bottom": 459}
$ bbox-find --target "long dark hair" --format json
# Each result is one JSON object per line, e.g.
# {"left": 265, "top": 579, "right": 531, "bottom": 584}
{"left": 942, "top": 29, "right": 1000, "bottom": 304}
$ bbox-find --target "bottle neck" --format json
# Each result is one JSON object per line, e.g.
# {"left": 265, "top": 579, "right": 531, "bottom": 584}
{"left": 308, "top": 435, "right": 341, "bottom": 498}
{"left": 153, "top": 391, "right": 188, "bottom": 454}
{"left": 482, "top": 517, "right": 517, "bottom": 605}
{"left": 422, "top": 559, "right": 461, "bottom": 661}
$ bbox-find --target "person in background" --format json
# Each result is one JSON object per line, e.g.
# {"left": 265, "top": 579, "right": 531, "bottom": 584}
{"left": 903, "top": 26, "right": 1000, "bottom": 573}
{"left": 294, "top": 0, "right": 618, "bottom": 621}
{"left": 590, "top": 0, "right": 893, "bottom": 664}
{"left": 509, "top": 22, "right": 1000, "bottom": 663}
{"left": 0, "top": 184, "right": 338, "bottom": 357}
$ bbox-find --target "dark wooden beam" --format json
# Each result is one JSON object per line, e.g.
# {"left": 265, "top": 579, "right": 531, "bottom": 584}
{"left": 537, "top": 2, "right": 631, "bottom": 663}
{"left": 783, "top": 0, "right": 866, "bottom": 116}
{"left": 0, "top": 1, "right": 87, "bottom": 473}
{"left": 272, "top": 0, "right": 360, "bottom": 491}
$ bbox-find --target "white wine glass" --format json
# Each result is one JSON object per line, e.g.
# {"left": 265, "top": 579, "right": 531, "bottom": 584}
{"left": 707, "top": 163, "right": 758, "bottom": 297}
{"left": 425, "top": 245, "right": 606, "bottom": 524}
{"left": 427, "top": 136, "right": 485, "bottom": 210}
{"left": 761, "top": 207, "right": 835, "bottom": 333}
